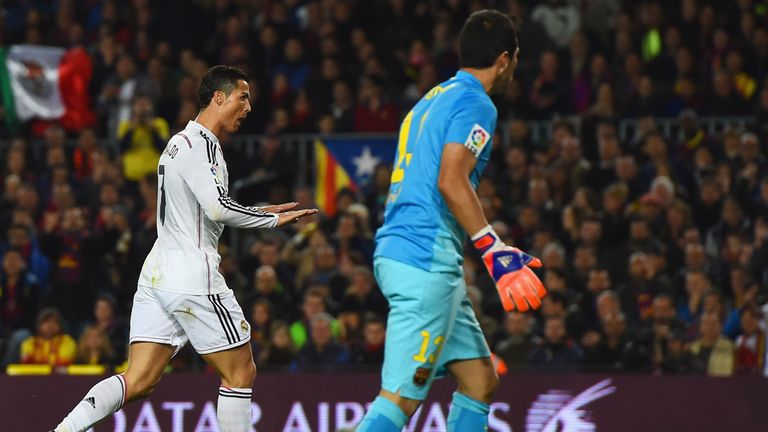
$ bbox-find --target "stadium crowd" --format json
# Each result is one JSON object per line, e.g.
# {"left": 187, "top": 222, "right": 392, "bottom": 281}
{"left": 2, "top": 0, "right": 768, "bottom": 377}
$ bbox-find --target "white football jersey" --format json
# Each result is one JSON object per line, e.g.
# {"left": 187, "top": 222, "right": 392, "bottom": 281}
{"left": 138, "top": 120, "right": 278, "bottom": 295}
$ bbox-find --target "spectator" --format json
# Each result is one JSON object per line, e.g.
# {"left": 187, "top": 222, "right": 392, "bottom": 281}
{"left": 258, "top": 321, "right": 296, "bottom": 368}
{"left": 690, "top": 313, "right": 735, "bottom": 376}
{"left": 734, "top": 305, "right": 766, "bottom": 375}
{"left": 0, "top": 248, "right": 40, "bottom": 335}
{"left": 88, "top": 294, "right": 128, "bottom": 363}
{"left": 289, "top": 287, "right": 340, "bottom": 349}
{"left": 117, "top": 94, "right": 170, "bottom": 182}
{"left": 350, "top": 313, "right": 386, "bottom": 365}
{"left": 20, "top": 308, "right": 76, "bottom": 366}
{"left": 75, "top": 325, "right": 116, "bottom": 366}
{"left": 583, "top": 312, "right": 650, "bottom": 372}
{"left": 495, "top": 311, "right": 539, "bottom": 371}
{"left": 528, "top": 316, "right": 583, "bottom": 372}
{"left": 292, "top": 313, "right": 350, "bottom": 370}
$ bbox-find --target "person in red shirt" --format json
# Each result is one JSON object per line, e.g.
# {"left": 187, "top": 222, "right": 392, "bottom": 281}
{"left": 735, "top": 304, "right": 766, "bottom": 374}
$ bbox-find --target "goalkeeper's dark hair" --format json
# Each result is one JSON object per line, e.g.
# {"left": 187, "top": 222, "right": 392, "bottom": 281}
{"left": 458, "top": 9, "right": 519, "bottom": 69}
{"left": 198, "top": 65, "right": 249, "bottom": 109}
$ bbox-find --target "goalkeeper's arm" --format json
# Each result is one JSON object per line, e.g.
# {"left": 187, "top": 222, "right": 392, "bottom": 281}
{"left": 438, "top": 143, "right": 546, "bottom": 312}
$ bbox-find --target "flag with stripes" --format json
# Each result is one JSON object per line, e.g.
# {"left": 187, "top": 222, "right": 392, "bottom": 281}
{"left": 0, "top": 45, "right": 95, "bottom": 132}
{"left": 314, "top": 137, "right": 396, "bottom": 217}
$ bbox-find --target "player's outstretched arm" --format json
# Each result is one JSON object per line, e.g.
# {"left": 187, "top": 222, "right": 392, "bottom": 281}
{"left": 438, "top": 143, "right": 546, "bottom": 312}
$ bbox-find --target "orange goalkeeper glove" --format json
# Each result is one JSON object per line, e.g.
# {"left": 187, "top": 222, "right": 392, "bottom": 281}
{"left": 472, "top": 225, "right": 547, "bottom": 312}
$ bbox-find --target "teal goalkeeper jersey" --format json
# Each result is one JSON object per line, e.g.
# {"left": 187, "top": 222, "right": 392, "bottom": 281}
{"left": 374, "top": 70, "right": 497, "bottom": 274}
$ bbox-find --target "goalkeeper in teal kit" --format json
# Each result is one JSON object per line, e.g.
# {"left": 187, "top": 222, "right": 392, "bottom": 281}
{"left": 356, "top": 9, "right": 547, "bottom": 432}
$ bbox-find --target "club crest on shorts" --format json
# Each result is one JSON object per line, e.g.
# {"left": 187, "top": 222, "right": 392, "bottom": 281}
{"left": 240, "top": 320, "right": 249, "bottom": 333}
{"left": 413, "top": 367, "right": 432, "bottom": 386}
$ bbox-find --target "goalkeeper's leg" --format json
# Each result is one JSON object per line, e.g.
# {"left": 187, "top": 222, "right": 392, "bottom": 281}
{"left": 446, "top": 357, "right": 499, "bottom": 432}
{"left": 53, "top": 342, "right": 173, "bottom": 432}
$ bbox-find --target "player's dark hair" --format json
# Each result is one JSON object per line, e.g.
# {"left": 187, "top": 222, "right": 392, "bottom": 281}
{"left": 198, "top": 65, "right": 249, "bottom": 109}
{"left": 458, "top": 10, "right": 518, "bottom": 69}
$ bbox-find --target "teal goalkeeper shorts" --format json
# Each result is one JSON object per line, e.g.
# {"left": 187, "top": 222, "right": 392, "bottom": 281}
{"left": 374, "top": 256, "right": 491, "bottom": 400}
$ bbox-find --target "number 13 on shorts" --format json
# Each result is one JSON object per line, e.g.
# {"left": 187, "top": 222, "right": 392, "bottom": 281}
{"left": 413, "top": 330, "right": 445, "bottom": 364}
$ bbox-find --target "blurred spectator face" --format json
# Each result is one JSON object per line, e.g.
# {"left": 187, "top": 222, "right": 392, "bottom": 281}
{"left": 339, "top": 310, "right": 361, "bottom": 335}
{"left": 3, "top": 175, "right": 21, "bottom": 201}
{"left": 116, "top": 55, "right": 136, "bottom": 80}
{"left": 255, "top": 266, "right": 278, "bottom": 294}
{"left": 322, "top": 58, "right": 341, "bottom": 81}
{"left": 315, "top": 245, "right": 337, "bottom": 270}
{"left": 740, "top": 134, "right": 760, "bottom": 162}
{"left": 505, "top": 146, "right": 527, "bottom": 170}
{"left": 740, "top": 308, "right": 760, "bottom": 335}
{"left": 47, "top": 145, "right": 67, "bottom": 168}
{"left": 272, "top": 324, "right": 292, "bottom": 349}
{"left": 638, "top": 76, "right": 654, "bottom": 98}
{"left": 699, "top": 313, "right": 722, "bottom": 342}
{"left": 542, "top": 243, "right": 566, "bottom": 269}
{"left": 258, "top": 243, "right": 280, "bottom": 267}
{"left": 61, "top": 207, "right": 85, "bottom": 232}
{"left": 544, "top": 317, "right": 566, "bottom": 345}
{"left": 702, "top": 292, "right": 723, "bottom": 316}
{"left": 574, "top": 247, "right": 597, "bottom": 274}
{"left": 596, "top": 293, "right": 620, "bottom": 319}
{"left": 45, "top": 125, "right": 66, "bottom": 148}
{"left": 7, "top": 226, "right": 30, "bottom": 248}
{"left": 570, "top": 31, "right": 589, "bottom": 58}
{"left": 722, "top": 199, "right": 743, "bottom": 226}
{"left": 579, "top": 220, "right": 601, "bottom": 244}
{"left": 94, "top": 298, "right": 114, "bottom": 324}
{"left": 685, "top": 271, "right": 710, "bottom": 297}
{"left": 7, "top": 149, "right": 25, "bottom": 174}
{"left": 333, "top": 81, "right": 351, "bottom": 105}
{"left": 542, "top": 296, "right": 566, "bottom": 319}
{"left": 652, "top": 295, "right": 675, "bottom": 323}
{"left": 350, "top": 267, "right": 373, "bottom": 296}
{"left": 699, "top": 181, "right": 722, "bottom": 205}
{"left": 644, "top": 135, "right": 667, "bottom": 159}
{"left": 539, "top": 51, "right": 558, "bottom": 78}
{"left": 284, "top": 38, "right": 303, "bottom": 63}
{"left": 100, "top": 183, "right": 119, "bottom": 206}
{"left": 630, "top": 219, "right": 651, "bottom": 242}
{"left": 2, "top": 249, "right": 25, "bottom": 277}
{"left": 252, "top": 302, "right": 271, "bottom": 328}
{"left": 38, "top": 314, "right": 62, "bottom": 339}
{"left": 408, "top": 39, "right": 428, "bottom": 68}
{"left": 504, "top": 312, "right": 529, "bottom": 337}
{"left": 364, "top": 321, "right": 385, "bottom": 346}
{"left": 132, "top": 95, "right": 154, "bottom": 122}
{"left": 53, "top": 183, "right": 74, "bottom": 210}
{"left": 544, "top": 271, "right": 566, "bottom": 293}
{"left": 587, "top": 269, "right": 610, "bottom": 294}
{"left": 560, "top": 138, "right": 582, "bottom": 163}
{"left": 518, "top": 206, "right": 539, "bottom": 231}
{"left": 602, "top": 313, "right": 626, "bottom": 339}
{"left": 615, "top": 156, "right": 637, "bottom": 181}
{"left": 528, "top": 179, "right": 549, "bottom": 206}
{"left": 598, "top": 135, "right": 621, "bottom": 163}
{"left": 713, "top": 72, "right": 732, "bottom": 97}
{"left": 311, "top": 316, "right": 333, "bottom": 347}
{"left": 302, "top": 292, "right": 325, "bottom": 320}
{"left": 629, "top": 253, "right": 650, "bottom": 279}
{"left": 336, "top": 214, "right": 358, "bottom": 240}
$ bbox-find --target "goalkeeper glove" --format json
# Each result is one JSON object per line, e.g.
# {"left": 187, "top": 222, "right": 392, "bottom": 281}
{"left": 472, "top": 225, "right": 547, "bottom": 312}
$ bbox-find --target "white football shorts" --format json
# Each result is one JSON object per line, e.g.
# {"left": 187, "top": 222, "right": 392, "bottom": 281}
{"left": 129, "top": 284, "right": 251, "bottom": 355}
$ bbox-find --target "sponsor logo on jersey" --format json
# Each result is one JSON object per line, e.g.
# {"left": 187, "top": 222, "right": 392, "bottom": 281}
{"left": 464, "top": 124, "right": 490, "bottom": 156}
{"left": 84, "top": 396, "right": 96, "bottom": 409}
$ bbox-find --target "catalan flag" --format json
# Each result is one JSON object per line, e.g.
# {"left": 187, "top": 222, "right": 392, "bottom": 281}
{"left": 314, "top": 137, "right": 396, "bottom": 216}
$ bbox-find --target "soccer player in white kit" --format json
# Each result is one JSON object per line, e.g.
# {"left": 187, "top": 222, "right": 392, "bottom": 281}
{"left": 51, "top": 65, "right": 318, "bottom": 432}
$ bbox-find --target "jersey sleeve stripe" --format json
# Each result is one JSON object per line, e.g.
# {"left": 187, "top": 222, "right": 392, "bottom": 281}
{"left": 207, "top": 295, "right": 234, "bottom": 344}
{"left": 215, "top": 294, "right": 240, "bottom": 342}
{"left": 215, "top": 185, "right": 274, "bottom": 218}
{"left": 175, "top": 133, "right": 192, "bottom": 148}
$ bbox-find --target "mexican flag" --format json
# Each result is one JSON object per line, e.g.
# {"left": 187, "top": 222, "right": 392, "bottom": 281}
{"left": 0, "top": 45, "right": 95, "bottom": 132}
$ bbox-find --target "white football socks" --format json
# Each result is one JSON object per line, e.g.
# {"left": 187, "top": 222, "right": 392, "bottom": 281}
{"left": 55, "top": 375, "right": 126, "bottom": 432}
{"left": 217, "top": 386, "right": 252, "bottom": 432}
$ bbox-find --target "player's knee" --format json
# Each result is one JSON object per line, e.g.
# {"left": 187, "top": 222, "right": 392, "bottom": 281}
{"left": 124, "top": 373, "right": 162, "bottom": 401}
{"left": 223, "top": 360, "right": 257, "bottom": 388}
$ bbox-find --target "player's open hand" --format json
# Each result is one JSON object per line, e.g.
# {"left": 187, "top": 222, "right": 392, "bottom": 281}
{"left": 260, "top": 201, "right": 299, "bottom": 213}
{"left": 276, "top": 208, "right": 319, "bottom": 226}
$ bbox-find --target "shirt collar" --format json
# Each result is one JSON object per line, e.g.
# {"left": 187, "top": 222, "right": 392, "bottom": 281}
{"left": 187, "top": 120, "right": 219, "bottom": 144}
{"left": 453, "top": 70, "right": 485, "bottom": 91}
